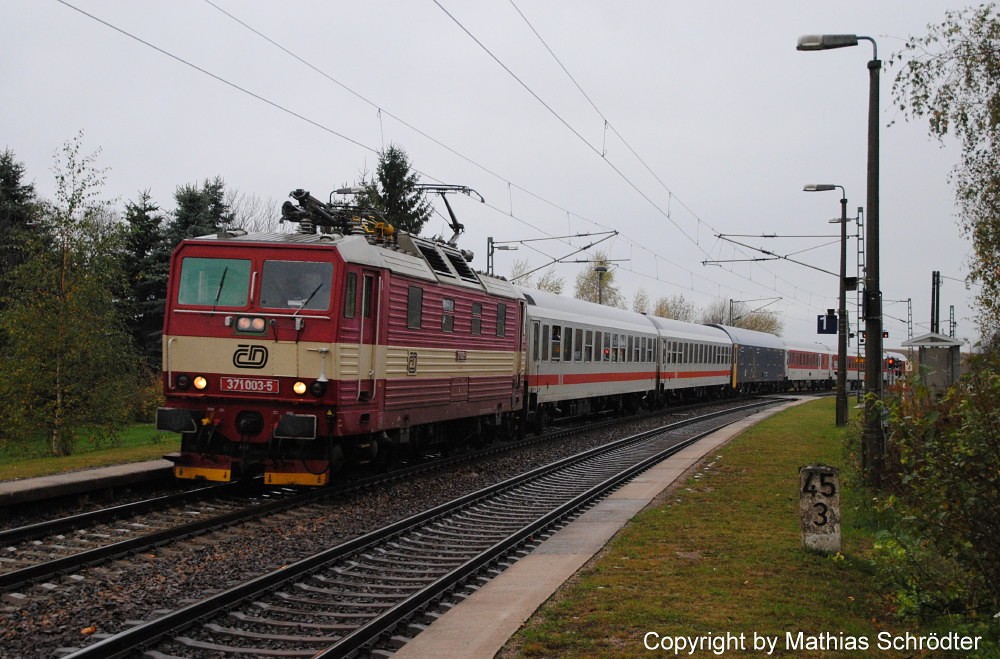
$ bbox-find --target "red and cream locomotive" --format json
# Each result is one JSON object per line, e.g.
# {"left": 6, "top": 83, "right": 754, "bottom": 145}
{"left": 157, "top": 187, "right": 524, "bottom": 486}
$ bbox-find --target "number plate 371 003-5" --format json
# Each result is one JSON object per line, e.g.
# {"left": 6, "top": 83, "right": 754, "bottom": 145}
{"left": 220, "top": 377, "right": 279, "bottom": 394}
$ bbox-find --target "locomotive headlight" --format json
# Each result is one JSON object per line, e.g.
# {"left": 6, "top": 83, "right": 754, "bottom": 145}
{"left": 293, "top": 381, "right": 308, "bottom": 395}
{"left": 309, "top": 380, "right": 327, "bottom": 397}
{"left": 236, "top": 316, "right": 267, "bottom": 333}
{"left": 193, "top": 376, "right": 208, "bottom": 390}
{"left": 176, "top": 374, "right": 192, "bottom": 390}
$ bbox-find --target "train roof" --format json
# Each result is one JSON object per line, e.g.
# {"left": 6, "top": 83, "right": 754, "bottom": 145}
{"left": 783, "top": 341, "right": 835, "bottom": 354}
{"left": 184, "top": 230, "right": 521, "bottom": 300}
{"left": 517, "top": 287, "right": 656, "bottom": 334}
{"left": 645, "top": 315, "right": 732, "bottom": 344}
{"left": 708, "top": 324, "right": 786, "bottom": 350}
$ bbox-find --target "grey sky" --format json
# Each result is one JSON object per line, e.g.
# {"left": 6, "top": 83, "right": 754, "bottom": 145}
{"left": 1, "top": 1, "right": 977, "bottom": 347}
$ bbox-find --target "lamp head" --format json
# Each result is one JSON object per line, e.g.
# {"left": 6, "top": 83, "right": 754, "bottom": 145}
{"left": 797, "top": 34, "right": 859, "bottom": 51}
{"left": 803, "top": 184, "right": 837, "bottom": 192}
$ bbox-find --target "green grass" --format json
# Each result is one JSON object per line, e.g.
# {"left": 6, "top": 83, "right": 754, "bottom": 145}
{"left": 502, "top": 398, "right": 946, "bottom": 658}
{"left": 0, "top": 424, "right": 180, "bottom": 480}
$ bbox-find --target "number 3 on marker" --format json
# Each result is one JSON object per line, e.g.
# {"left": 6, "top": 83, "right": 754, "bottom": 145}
{"left": 812, "top": 502, "right": 829, "bottom": 526}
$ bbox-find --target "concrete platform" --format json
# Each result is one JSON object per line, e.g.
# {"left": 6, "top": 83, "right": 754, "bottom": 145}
{"left": 0, "top": 459, "right": 174, "bottom": 508}
{"left": 394, "top": 397, "right": 808, "bottom": 658}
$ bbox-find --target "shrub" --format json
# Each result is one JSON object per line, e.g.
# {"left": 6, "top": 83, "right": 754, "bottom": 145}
{"left": 879, "top": 352, "right": 1000, "bottom": 624}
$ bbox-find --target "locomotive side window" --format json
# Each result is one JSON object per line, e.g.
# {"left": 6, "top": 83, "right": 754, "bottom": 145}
{"left": 343, "top": 272, "right": 357, "bottom": 319}
{"left": 362, "top": 275, "right": 374, "bottom": 318}
{"left": 407, "top": 286, "right": 423, "bottom": 329}
{"left": 472, "top": 303, "right": 483, "bottom": 335}
{"left": 260, "top": 261, "right": 332, "bottom": 310}
{"left": 442, "top": 298, "right": 455, "bottom": 332}
{"left": 496, "top": 303, "right": 507, "bottom": 337}
{"left": 177, "top": 257, "right": 251, "bottom": 307}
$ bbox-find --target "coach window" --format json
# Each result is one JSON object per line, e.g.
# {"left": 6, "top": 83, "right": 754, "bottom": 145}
{"left": 585, "top": 330, "right": 594, "bottom": 362}
{"left": 575, "top": 328, "right": 584, "bottom": 361}
{"left": 496, "top": 303, "right": 507, "bottom": 337}
{"left": 564, "top": 327, "right": 574, "bottom": 362}
{"left": 472, "top": 303, "right": 482, "bottom": 334}
{"left": 541, "top": 324, "right": 550, "bottom": 360}
{"left": 407, "top": 286, "right": 423, "bottom": 329}
{"left": 343, "top": 272, "right": 357, "bottom": 319}
{"left": 442, "top": 298, "right": 455, "bottom": 332}
{"left": 260, "top": 260, "right": 332, "bottom": 310}
{"left": 551, "top": 326, "right": 562, "bottom": 361}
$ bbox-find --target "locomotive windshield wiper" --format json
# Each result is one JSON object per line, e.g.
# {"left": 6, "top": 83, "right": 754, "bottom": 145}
{"left": 292, "top": 282, "right": 324, "bottom": 316}
{"left": 212, "top": 266, "right": 229, "bottom": 312}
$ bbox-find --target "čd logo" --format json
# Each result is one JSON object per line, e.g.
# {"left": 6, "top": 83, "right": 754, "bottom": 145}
{"left": 233, "top": 344, "right": 268, "bottom": 369}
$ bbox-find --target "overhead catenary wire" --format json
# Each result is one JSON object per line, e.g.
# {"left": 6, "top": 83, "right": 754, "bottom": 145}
{"left": 201, "top": 0, "right": 830, "bottom": 310}
{"left": 56, "top": 0, "right": 833, "bottom": 320}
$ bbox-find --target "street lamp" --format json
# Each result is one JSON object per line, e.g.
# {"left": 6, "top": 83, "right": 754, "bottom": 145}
{"left": 798, "top": 33, "right": 883, "bottom": 486}
{"left": 486, "top": 237, "right": 518, "bottom": 276}
{"left": 594, "top": 265, "right": 608, "bottom": 305}
{"left": 804, "top": 183, "right": 849, "bottom": 428}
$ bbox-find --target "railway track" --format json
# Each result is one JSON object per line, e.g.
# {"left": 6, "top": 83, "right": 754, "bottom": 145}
{"left": 0, "top": 397, "right": 758, "bottom": 596}
{"left": 62, "top": 399, "right": 777, "bottom": 658}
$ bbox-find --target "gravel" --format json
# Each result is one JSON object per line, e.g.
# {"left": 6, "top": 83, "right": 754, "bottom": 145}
{"left": 0, "top": 409, "right": 727, "bottom": 657}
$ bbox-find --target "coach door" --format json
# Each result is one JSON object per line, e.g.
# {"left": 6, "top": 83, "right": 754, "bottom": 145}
{"left": 358, "top": 270, "right": 380, "bottom": 401}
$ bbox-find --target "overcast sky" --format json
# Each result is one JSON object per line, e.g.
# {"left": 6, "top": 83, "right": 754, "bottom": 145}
{"left": 1, "top": 1, "right": 979, "bottom": 348}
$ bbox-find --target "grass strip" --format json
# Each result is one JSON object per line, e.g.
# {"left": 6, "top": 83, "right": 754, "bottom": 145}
{"left": 503, "top": 398, "right": 935, "bottom": 658}
{"left": 0, "top": 425, "right": 178, "bottom": 481}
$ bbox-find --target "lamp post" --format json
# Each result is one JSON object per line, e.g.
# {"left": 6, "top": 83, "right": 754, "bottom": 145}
{"left": 594, "top": 265, "right": 608, "bottom": 305}
{"left": 798, "top": 33, "right": 883, "bottom": 486}
{"left": 804, "top": 184, "right": 849, "bottom": 427}
{"left": 486, "top": 237, "right": 519, "bottom": 277}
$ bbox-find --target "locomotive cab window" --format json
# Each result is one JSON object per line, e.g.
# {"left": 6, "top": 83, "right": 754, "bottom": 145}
{"left": 177, "top": 257, "right": 251, "bottom": 307}
{"left": 259, "top": 260, "right": 333, "bottom": 310}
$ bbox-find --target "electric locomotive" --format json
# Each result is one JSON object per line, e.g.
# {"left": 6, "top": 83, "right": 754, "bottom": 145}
{"left": 157, "top": 187, "right": 525, "bottom": 486}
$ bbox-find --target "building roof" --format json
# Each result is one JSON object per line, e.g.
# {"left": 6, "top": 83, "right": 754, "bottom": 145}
{"left": 901, "top": 332, "right": 964, "bottom": 348}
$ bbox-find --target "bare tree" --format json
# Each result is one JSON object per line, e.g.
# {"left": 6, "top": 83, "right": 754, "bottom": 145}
{"left": 511, "top": 258, "right": 564, "bottom": 294}
{"left": 653, "top": 293, "right": 698, "bottom": 322}
{"left": 701, "top": 298, "right": 782, "bottom": 334}
{"left": 632, "top": 287, "right": 650, "bottom": 314}
{"left": 227, "top": 189, "right": 280, "bottom": 233}
{"left": 574, "top": 251, "right": 624, "bottom": 308}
